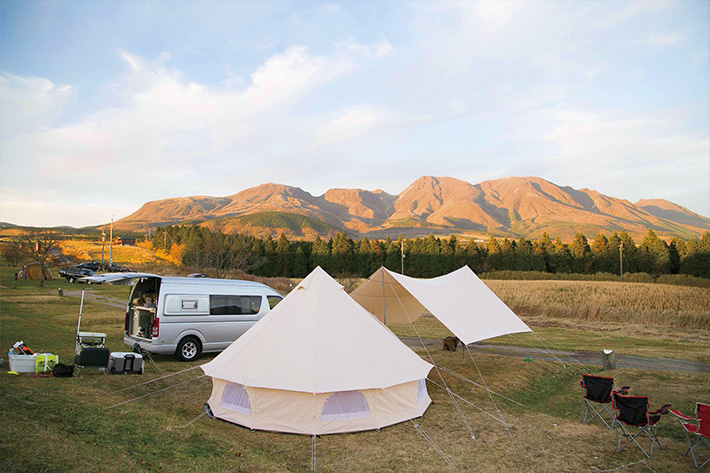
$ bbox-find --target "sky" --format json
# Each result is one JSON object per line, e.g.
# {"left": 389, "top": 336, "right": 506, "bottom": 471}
{"left": 0, "top": 0, "right": 708, "bottom": 228}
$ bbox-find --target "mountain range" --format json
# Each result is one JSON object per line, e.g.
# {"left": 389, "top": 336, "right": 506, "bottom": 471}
{"left": 112, "top": 176, "right": 710, "bottom": 241}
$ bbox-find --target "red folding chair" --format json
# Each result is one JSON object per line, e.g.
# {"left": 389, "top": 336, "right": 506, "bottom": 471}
{"left": 612, "top": 393, "right": 671, "bottom": 458}
{"left": 670, "top": 403, "right": 710, "bottom": 469}
{"left": 580, "top": 374, "right": 630, "bottom": 429}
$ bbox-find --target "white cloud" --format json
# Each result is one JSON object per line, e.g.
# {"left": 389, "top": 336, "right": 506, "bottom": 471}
{"left": 540, "top": 108, "right": 710, "bottom": 211}
{"left": 0, "top": 42, "right": 393, "bottom": 226}
{"left": 472, "top": 0, "right": 522, "bottom": 32}
{"left": 310, "top": 106, "right": 384, "bottom": 152}
{"left": 633, "top": 33, "right": 683, "bottom": 46}
{"left": 0, "top": 73, "right": 75, "bottom": 139}
{"left": 587, "top": 1, "right": 672, "bottom": 31}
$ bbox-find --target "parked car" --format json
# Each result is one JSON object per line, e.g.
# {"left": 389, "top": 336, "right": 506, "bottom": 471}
{"left": 76, "top": 261, "right": 103, "bottom": 271}
{"left": 58, "top": 267, "right": 95, "bottom": 283}
{"left": 105, "top": 262, "right": 130, "bottom": 272}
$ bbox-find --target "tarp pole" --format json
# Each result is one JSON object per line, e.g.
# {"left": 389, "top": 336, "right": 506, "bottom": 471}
{"left": 75, "top": 289, "right": 85, "bottom": 355}
{"left": 381, "top": 267, "right": 386, "bottom": 325}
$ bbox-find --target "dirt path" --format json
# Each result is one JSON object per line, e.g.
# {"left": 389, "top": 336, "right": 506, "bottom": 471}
{"left": 400, "top": 337, "right": 710, "bottom": 374}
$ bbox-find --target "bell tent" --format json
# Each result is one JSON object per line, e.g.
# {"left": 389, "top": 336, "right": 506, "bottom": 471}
{"left": 17, "top": 262, "right": 54, "bottom": 281}
{"left": 350, "top": 266, "right": 531, "bottom": 345}
{"left": 201, "top": 266, "right": 433, "bottom": 435}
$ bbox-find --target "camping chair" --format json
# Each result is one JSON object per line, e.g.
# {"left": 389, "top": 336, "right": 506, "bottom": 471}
{"left": 580, "top": 374, "right": 629, "bottom": 429}
{"left": 612, "top": 393, "right": 672, "bottom": 458}
{"left": 670, "top": 403, "right": 710, "bottom": 469}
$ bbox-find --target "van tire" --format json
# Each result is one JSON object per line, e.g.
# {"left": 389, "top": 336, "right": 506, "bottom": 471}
{"left": 177, "top": 336, "right": 201, "bottom": 362}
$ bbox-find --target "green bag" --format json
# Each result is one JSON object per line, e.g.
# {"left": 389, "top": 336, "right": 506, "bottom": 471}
{"left": 35, "top": 353, "right": 58, "bottom": 372}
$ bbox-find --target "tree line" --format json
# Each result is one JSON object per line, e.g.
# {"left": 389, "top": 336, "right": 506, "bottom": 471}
{"left": 151, "top": 226, "right": 710, "bottom": 280}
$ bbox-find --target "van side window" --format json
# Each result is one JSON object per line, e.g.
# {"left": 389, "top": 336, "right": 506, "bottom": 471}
{"left": 210, "top": 295, "right": 262, "bottom": 315}
{"left": 267, "top": 295, "right": 282, "bottom": 309}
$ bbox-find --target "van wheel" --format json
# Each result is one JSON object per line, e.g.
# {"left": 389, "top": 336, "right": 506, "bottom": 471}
{"left": 177, "top": 337, "right": 201, "bottom": 362}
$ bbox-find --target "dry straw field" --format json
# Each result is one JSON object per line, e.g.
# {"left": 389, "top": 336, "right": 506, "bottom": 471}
{"left": 60, "top": 240, "right": 162, "bottom": 266}
{"left": 488, "top": 279, "right": 710, "bottom": 331}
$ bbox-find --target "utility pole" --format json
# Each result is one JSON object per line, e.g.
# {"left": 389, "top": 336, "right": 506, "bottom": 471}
{"left": 101, "top": 230, "right": 106, "bottom": 264}
{"left": 619, "top": 241, "right": 623, "bottom": 276}
{"left": 401, "top": 239, "right": 405, "bottom": 274}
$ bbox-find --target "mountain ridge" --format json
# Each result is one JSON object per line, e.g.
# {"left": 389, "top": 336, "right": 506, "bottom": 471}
{"left": 110, "top": 176, "right": 710, "bottom": 241}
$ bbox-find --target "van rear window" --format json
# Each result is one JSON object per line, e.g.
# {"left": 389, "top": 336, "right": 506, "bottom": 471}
{"left": 210, "top": 295, "right": 262, "bottom": 315}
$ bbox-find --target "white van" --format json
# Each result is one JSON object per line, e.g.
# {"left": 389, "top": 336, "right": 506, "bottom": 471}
{"left": 85, "top": 273, "right": 283, "bottom": 361}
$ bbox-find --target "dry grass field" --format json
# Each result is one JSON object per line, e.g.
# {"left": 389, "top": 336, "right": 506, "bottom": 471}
{"left": 2, "top": 264, "right": 709, "bottom": 472}
{"left": 60, "top": 240, "right": 160, "bottom": 266}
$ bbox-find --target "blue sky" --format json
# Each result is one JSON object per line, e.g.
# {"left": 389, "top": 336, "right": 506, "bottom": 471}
{"left": 1, "top": 0, "right": 708, "bottom": 227}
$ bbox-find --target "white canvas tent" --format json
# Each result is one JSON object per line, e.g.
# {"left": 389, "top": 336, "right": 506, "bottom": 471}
{"left": 350, "top": 266, "right": 531, "bottom": 345}
{"left": 201, "top": 266, "right": 433, "bottom": 435}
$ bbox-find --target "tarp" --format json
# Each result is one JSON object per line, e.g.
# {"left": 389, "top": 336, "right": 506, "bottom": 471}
{"left": 350, "top": 266, "right": 531, "bottom": 345}
{"left": 201, "top": 266, "right": 433, "bottom": 435}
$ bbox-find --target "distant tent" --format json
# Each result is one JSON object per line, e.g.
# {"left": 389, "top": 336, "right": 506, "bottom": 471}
{"left": 17, "top": 262, "right": 54, "bottom": 281}
{"left": 201, "top": 266, "right": 433, "bottom": 435}
{"left": 350, "top": 266, "right": 530, "bottom": 345}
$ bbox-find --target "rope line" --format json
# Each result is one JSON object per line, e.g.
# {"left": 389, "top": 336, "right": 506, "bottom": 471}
{"left": 531, "top": 331, "right": 592, "bottom": 373}
{"left": 104, "top": 374, "right": 207, "bottom": 410}
{"left": 112, "top": 365, "right": 203, "bottom": 393}
{"left": 465, "top": 345, "right": 511, "bottom": 437}
{"left": 436, "top": 365, "right": 524, "bottom": 407}
{"left": 382, "top": 268, "right": 476, "bottom": 440}
{"left": 410, "top": 421, "right": 457, "bottom": 471}
{"left": 507, "top": 333, "right": 590, "bottom": 374}
{"left": 426, "top": 378, "right": 512, "bottom": 428}
{"left": 170, "top": 411, "right": 207, "bottom": 429}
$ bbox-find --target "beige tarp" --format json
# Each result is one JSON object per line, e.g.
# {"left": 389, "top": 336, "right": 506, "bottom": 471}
{"left": 350, "top": 266, "right": 531, "bottom": 345}
{"left": 201, "top": 266, "right": 433, "bottom": 435}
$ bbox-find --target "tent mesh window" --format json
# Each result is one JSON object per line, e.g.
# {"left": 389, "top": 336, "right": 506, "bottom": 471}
{"left": 418, "top": 379, "right": 428, "bottom": 402}
{"left": 321, "top": 391, "right": 370, "bottom": 421}
{"left": 221, "top": 383, "right": 251, "bottom": 414}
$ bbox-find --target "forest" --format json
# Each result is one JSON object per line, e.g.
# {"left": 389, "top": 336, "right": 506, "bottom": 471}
{"left": 151, "top": 225, "right": 710, "bottom": 280}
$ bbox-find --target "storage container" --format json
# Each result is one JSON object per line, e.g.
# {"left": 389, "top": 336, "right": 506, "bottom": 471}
{"left": 9, "top": 353, "right": 37, "bottom": 373}
{"left": 108, "top": 352, "right": 144, "bottom": 374}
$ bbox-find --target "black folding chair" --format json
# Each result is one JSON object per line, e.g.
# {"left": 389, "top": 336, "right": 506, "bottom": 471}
{"left": 580, "top": 374, "right": 629, "bottom": 429}
{"left": 612, "top": 393, "right": 671, "bottom": 458}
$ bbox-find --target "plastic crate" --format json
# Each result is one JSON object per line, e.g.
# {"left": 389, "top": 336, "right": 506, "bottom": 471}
{"left": 9, "top": 353, "right": 37, "bottom": 373}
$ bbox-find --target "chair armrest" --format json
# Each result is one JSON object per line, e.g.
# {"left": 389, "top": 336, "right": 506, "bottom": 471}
{"left": 669, "top": 409, "right": 697, "bottom": 421}
{"left": 649, "top": 404, "right": 672, "bottom": 416}
{"left": 616, "top": 386, "right": 630, "bottom": 395}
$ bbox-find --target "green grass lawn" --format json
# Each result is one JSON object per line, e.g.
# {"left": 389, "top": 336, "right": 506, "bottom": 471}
{"left": 1, "top": 265, "right": 709, "bottom": 472}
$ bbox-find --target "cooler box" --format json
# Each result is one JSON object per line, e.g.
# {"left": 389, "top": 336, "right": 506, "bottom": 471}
{"left": 108, "top": 352, "right": 144, "bottom": 374}
{"left": 35, "top": 353, "right": 59, "bottom": 372}
{"left": 9, "top": 353, "right": 37, "bottom": 373}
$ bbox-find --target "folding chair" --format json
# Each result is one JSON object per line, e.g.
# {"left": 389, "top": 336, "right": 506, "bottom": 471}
{"left": 612, "top": 393, "right": 671, "bottom": 458}
{"left": 580, "top": 374, "right": 629, "bottom": 429}
{"left": 670, "top": 403, "right": 710, "bottom": 469}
